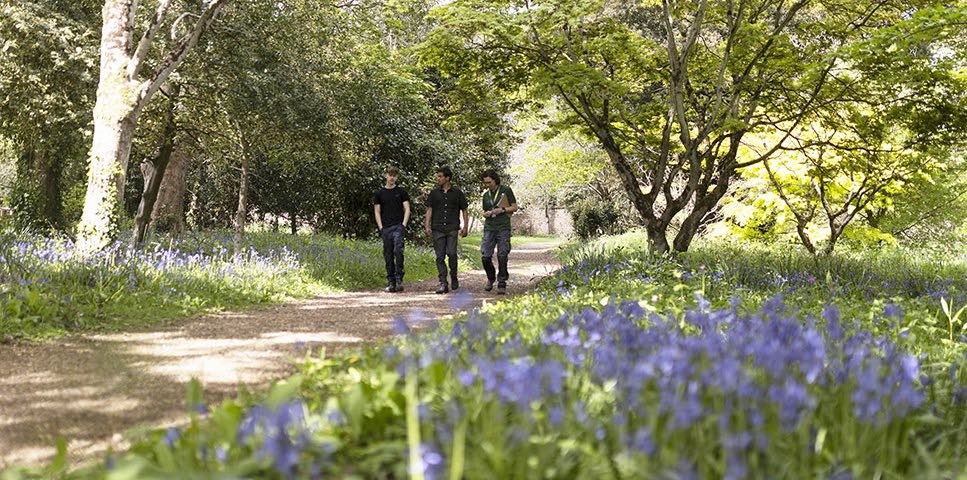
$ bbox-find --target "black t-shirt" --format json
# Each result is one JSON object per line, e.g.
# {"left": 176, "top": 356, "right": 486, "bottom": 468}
{"left": 427, "top": 187, "right": 468, "bottom": 232}
{"left": 373, "top": 186, "right": 410, "bottom": 227}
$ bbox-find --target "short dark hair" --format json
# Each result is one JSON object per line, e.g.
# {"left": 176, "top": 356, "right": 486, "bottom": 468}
{"left": 435, "top": 166, "right": 453, "bottom": 180}
{"left": 385, "top": 166, "right": 399, "bottom": 175}
{"left": 481, "top": 169, "right": 500, "bottom": 184}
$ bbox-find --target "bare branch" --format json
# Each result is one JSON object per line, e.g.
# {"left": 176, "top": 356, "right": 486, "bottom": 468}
{"left": 128, "top": 0, "right": 174, "bottom": 79}
{"left": 138, "top": 0, "right": 230, "bottom": 112}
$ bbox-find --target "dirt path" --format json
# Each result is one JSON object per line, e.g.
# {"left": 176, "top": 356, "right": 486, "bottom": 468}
{"left": 0, "top": 240, "right": 562, "bottom": 468}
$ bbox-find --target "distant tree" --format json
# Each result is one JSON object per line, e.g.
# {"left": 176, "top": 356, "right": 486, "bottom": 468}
{"left": 0, "top": 0, "right": 98, "bottom": 230}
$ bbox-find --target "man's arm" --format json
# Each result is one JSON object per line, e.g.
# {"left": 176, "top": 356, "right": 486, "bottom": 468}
{"left": 424, "top": 207, "right": 432, "bottom": 236}
{"left": 374, "top": 204, "right": 383, "bottom": 230}
{"left": 403, "top": 201, "right": 411, "bottom": 226}
{"left": 460, "top": 209, "right": 469, "bottom": 237}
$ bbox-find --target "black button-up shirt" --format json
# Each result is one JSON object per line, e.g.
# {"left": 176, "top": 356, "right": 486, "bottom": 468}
{"left": 427, "top": 186, "right": 468, "bottom": 232}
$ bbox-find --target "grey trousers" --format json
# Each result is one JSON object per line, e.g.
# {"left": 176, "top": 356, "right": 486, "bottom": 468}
{"left": 481, "top": 228, "right": 511, "bottom": 286}
{"left": 432, "top": 229, "right": 459, "bottom": 284}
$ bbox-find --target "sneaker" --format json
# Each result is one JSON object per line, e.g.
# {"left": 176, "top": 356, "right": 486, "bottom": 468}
{"left": 395, "top": 283, "right": 404, "bottom": 292}
{"left": 484, "top": 281, "right": 494, "bottom": 292}
{"left": 450, "top": 278, "right": 460, "bottom": 290}
{"left": 384, "top": 282, "right": 397, "bottom": 293}
{"left": 496, "top": 284, "right": 507, "bottom": 295}
{"left": 435, "top": 283, "right": 449, "bottom": 294}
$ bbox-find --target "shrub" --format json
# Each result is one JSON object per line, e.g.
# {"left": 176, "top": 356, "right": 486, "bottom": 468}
{"left": 568, "top": 197, "right": 624, "bottom": 239}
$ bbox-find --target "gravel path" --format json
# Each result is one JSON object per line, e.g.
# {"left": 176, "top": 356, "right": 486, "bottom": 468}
{"left": 0, "top": 240, "right": 562, "bottom": 467}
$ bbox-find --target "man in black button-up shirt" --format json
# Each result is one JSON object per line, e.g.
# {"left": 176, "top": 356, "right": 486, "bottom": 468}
{"left": 423, "top": 166, "right": 468, "bottom": 294}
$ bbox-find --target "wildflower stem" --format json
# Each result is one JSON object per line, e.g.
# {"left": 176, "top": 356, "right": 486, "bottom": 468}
{"left": 449, "top": 417, "right": 467, "bottom": 480}
{"left": 405, "top": 367, "right": 424, "bottom": 480}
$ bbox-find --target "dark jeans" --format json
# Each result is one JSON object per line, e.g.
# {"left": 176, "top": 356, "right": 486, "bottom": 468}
{"left": 432, "top": 229, "right": 459, "bottom": 284}
{"left": 481, "top": 228, "right": 511, "bottom": 286}
{"left": 381, "top": 224, "right": 405, "bottom": 283}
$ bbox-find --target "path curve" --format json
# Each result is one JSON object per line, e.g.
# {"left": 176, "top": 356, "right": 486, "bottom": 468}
{"left": 0, "top": 240, "right": 562, "bottom": 467}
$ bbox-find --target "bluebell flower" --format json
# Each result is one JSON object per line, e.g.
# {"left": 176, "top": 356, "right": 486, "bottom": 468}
{"left": 548, "top": 405, "right": 564, "bottom": 426}
{"left": 215, "top": 446, "right": 228, "bottom": 465}
{"left": 392, "top": 316, "right": 410, "bottom": 335}
{"left": 450, "top": 291, "right": 475, "bottom": 310}
{"left": 630, "top": 427, "right": 655, "bottom": 456}
{"left": 883, "top": 303, "right": 903, "bottom": 319}
{"left": 163, "top": 427, "right": 180, "bottom": 447}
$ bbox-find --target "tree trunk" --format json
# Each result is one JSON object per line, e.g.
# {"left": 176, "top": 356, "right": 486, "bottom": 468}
{"left": 131, "top": 151, "right": 170, "bottom": 248}
{"left": 76, "top": 0, "right": 228, "bottom": 254}
{"left": 152, "top": 146, "right": 189, "bottom": 235}
{"left": 796, "top": 223, "right": 817, "bottom": 255}
{"left": 75, "top": 1, "right": 142, "bottom": 253}
{"left": 37, "top": 148, "right": 64, "bottom": 229}
{"left": 545, "top": 202, "right": 554, "bottom": 235}
{"left": 672, "top": 190, "right": 727, "bottom": 253}
{"left": 234, "top": 125, "right": 251, "bottom": 255}
{"left": 290, "top": 213, "right": 297, "bottom": 235}
{"left": 645, "top": 221, "right": 670, "bottom": 255}
{"left": 132, "top": 84, "right": 180, "bottom": 248}
{"left": 17, "top": 145, "right": 64, "bottom": 230}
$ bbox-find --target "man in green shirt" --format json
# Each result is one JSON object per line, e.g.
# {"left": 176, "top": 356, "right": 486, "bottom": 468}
{"left": 480, "top": 170, "right": 518, "bottom": 294}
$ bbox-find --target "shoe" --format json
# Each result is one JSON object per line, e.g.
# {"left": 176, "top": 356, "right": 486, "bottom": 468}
{"left": 435, "top": 283, "right": 449, "bottom": 294}
{"left": 496, "top": 284, "right": 507, "bottom": 295}
{"left": 484, "top": 281, "right": 494, "bottom": 292}
{"left": 395, "top": 283, "right": 404, "bottom": 292}
{"left": 384, "top": 282, "right": 397, "bottom": 293}
{"left": 451, "top": 278, "right": 460, "bottom": 290}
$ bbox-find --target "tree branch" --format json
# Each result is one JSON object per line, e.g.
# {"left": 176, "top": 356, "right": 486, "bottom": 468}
{"left": 128, "top": 0, "right": 174, "bottom": 79}
{"left": 138, "top": 0, "right": 230, "bottom": 112}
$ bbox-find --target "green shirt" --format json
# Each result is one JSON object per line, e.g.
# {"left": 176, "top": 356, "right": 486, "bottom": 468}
{"left": 481, "top": 185, "right": 516, "bottom": 232}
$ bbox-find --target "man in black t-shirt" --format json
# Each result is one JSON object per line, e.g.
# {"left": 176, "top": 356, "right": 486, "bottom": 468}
{"left": 373, "top": 166, "right": 411, "bottom": 293}
{"left": 423, "top": 166, "right": 468, "bottom": 294}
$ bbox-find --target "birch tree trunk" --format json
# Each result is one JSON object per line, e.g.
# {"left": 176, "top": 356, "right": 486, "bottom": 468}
{"left": 76, "top": 0, "right": 229, "bottom": 254}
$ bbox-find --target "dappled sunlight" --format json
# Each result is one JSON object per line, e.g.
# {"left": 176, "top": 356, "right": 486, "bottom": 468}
{"left": 145, "top": 349, "right": 286, "bottom": 384}
{"left": 0, "top": 372, "right": 59, "bottom": 387}
{"left": 258, "top": 331, "right": 363, "bottom": 344}
{"left": 298, "top": 292, "right": 450, "bottom": 309}
{"left": 33, "top": 396, "right": 142, "bottom": 414}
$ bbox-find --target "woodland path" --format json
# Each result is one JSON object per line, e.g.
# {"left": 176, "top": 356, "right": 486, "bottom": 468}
{"left": 0, "top": 239, "right": 562, "bottom": 467}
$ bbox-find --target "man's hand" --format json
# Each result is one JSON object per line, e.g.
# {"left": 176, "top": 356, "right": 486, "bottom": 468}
{"left": 425, "top": 225, "right": 432, "bottom": 237}
{"left": 460, "top": 227, "right": 468, "bottom": 238}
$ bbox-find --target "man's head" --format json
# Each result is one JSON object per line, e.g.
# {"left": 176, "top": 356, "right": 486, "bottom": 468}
{"left": 482, "top": 170, "right": 500, "bottom": 190}
{"left": 435, "top": 166, "right": 453, "bottom": 187}
{"left": 384, "top": 166, "right": 399, "bottom": 185}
